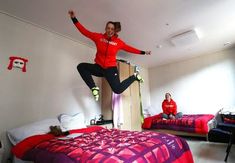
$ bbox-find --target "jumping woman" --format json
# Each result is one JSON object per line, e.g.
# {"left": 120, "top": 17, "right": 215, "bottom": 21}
{"left": 69, "top": 10, "right": 151, "bottom": 101}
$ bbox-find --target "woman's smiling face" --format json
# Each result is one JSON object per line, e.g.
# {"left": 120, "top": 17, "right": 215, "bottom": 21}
{"left": 105, "top": 23, "right": 115, "bottom": 38}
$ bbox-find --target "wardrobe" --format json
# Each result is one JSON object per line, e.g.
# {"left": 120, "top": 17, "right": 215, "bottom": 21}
{"left": 101, "top": 60, "right": 142, "bottom": 131}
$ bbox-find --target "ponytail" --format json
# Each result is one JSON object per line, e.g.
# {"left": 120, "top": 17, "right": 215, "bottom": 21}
{"left": 114, "top": 22, "right": 121, "bottom": 33}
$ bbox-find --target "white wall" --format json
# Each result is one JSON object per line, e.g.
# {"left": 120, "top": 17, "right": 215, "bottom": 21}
{"left": 149, "top": 48, "right": 235, "bottom": 115}
{"left": 0, "top": 13, "right": 102, "bottom": 161}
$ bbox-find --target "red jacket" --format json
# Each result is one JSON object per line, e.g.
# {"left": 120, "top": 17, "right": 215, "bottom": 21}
{"left": 72, "top": 18, "right": 144, "bottom": 68}
{"left": 162, "top": 99, "right": 177, "bottom": 115}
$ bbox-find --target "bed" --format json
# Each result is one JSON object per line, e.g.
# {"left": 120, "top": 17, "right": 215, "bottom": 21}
{"left": 142, "top": 114, "right": 215, "bottom": 138}
{"left": 10, "top": 127, "right": 193, "bottom": 163}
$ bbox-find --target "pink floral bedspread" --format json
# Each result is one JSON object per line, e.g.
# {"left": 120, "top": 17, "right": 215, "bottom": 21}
{"left": 34, "top": 128, "right": 193, "bottom": 163}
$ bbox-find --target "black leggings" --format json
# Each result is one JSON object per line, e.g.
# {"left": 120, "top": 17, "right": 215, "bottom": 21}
{"left": 77, "top": 63, "right": 136, "bottom": 94}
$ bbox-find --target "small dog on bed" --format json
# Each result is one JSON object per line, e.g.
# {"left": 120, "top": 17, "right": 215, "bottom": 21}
{"left": 48, "top": 126, "right": 69, "bottom": 136}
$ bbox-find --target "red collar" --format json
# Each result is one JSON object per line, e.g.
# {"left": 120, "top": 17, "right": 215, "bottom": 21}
{"left": 164, "top": 99, "right": 174, "bottom": 103}
{"left": 103, "top": 33, "right": 118, "bottom": 41}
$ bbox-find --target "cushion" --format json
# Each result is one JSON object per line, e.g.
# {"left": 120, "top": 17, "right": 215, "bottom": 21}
{"left": 11, "top": 134, "right": 55, "bottom": 159}
{"left": 58, "top": 113, "right": 86, "bottom": 131}
{"left": 142, "top": 114, "right": 162, "bottom": 129}
{"left": 223, "top": 117, "right": 235, "bottom": 124}
{"left": 222, "top": 112, "right": 235, "bottom": 124}
{"left": 7, "top": 118, "right": 59, "bottom": 145}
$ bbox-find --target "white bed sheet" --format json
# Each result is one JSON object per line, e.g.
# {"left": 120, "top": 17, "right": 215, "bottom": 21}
{"left": 13, "top": 156, "right": 33, "bottom": 163}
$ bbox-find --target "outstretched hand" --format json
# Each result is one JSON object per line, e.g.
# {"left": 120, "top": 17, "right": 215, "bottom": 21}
{"left": 68, "top": 10, "right": 76, "bottom": 18}
{"left": 145, "top": 51, "right": 151, "bottom": 55}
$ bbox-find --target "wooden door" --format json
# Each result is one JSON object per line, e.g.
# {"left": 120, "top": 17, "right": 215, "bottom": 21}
{"left": 129, "top": 66, "right": 141, "bottom": 131}
{"left": 101, "top": 61, "right": 141, "bottom": 131}
{"left": 101, "top": 78, "right": 113, "bottom": 120}
{"left": 118, "top": 62, "right": 132, "bottom": 130}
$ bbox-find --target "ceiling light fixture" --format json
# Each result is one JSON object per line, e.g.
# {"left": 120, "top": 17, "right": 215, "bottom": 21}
{"left": 170, "top": 29, "right": 200, "bottom": 46}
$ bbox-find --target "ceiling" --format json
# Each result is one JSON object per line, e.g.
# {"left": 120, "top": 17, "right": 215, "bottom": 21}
{"left": 1, "top": 0, "right": 235, "bottom": 68}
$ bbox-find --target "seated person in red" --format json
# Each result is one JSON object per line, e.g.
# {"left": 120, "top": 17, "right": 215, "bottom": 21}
{"left": 162, "top": 93, "right": 183, "bottom": 119}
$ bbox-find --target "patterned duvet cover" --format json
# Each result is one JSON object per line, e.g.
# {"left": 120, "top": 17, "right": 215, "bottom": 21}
{"left": 22, "top": 128, "right": 193, "bottom": 163}
{"left": 143, "top": 114, "right": 214, "bottom": 134}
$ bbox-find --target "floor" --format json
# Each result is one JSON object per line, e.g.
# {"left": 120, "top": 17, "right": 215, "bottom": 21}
{"left": 186, "top": 138, "right": 235, "bottom": 163}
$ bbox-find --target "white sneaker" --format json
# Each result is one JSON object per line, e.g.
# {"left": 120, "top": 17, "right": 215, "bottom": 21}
{"left": 134, "top": 73, "right": 144, "bottom": 83}
{"left": 91, "top": 87, "right": 99, "bottom": 101}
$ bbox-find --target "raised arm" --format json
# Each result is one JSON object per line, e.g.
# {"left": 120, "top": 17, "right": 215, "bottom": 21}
{"left": 68, "top": 10, "right": 97, "bottom": 41}
{"left": 121, "top": 42, "right": 151, "bottom": 55}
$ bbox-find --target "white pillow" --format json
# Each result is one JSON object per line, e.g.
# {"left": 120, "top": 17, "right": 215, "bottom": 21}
{"left": 145, "top": 106, "right": 158, "bottom": 116}
{"left": 58, "top": 113, "right": 86, "bottom": 131}
{"left": 7, "top": 118, "right": 59, "bottom": 145}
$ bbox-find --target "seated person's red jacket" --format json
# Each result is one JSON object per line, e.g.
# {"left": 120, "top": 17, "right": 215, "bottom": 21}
{"left": 162, "top": 99, "right": 177, "bottom": 115}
